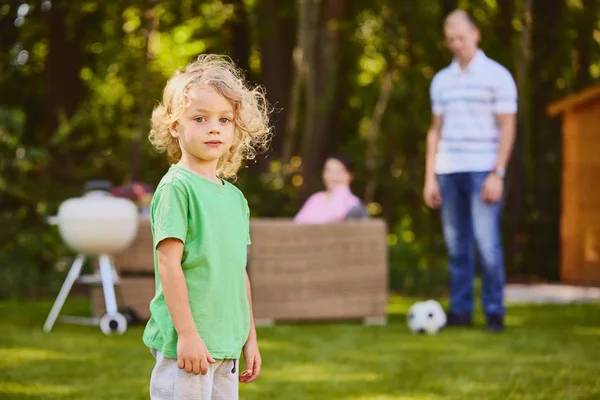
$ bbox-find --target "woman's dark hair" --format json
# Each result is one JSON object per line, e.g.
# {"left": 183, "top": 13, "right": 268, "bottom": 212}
{"left": 326, "top": 153, "right": 354, "bottom": 173}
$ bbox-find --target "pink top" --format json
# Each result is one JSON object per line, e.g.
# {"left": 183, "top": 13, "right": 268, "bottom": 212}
{"left": 294, "top": 186, "right": 361, "bottom": 224}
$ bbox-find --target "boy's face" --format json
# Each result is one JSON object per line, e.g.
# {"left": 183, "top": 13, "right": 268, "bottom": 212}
{"left": 171, "top": 85, "right": 235, "bottom": 164}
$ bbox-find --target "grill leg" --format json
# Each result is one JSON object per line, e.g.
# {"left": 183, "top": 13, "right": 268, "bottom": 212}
{"left": 99, "top": 254, "right": 119, "bottom": 316}
{"left": 43, "top": 254, "right": 86, "bottom": 332}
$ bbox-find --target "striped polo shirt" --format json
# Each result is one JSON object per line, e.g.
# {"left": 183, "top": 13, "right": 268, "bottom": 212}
{"left": 430, "top": 49, "right": 517, "bottom": 174}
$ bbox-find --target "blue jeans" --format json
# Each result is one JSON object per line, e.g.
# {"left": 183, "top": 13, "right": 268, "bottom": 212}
{"left": 438, "top": 172, "right": 505, "bottom": 317}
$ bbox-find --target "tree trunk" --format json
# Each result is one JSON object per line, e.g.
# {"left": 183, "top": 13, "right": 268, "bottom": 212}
{"left": 44, "top": 0, "right": 85, "bottom": 143}
{"left": 130, "top": 0, "right": 158, "bottom": 181}
{"left": 528, "top": 0, "right": 566, "bottom": 280}
{"left": 495, "top": 0, "right": 515, "bottom": 68}
{"left": 364, "top": 69, "right": 393, "bottom": 205}
{"left": 297, "top": 0, "right": 320, "bottom": 195}
{"left": 504, "top": 0, "right": 532, "bottom": 271}
{"left": 515, "top": 0, "right": 532, "bottom": 110}
{"left": 283, "top": 0, "right": 315, "bottom": 165}
{"left": 302, "top": 0, "right": 347, "bottom": 196}
{"left": 442, "top": 0, "right": 458, "bottom": 19}
{"left": 438, "top": 0, "right": 458, "bottom": 67}
{"left": 530, "top": 0, "right": 564, "bottom": 187}
{"left": 223, "top": 0, "right": 251, "bottom": 77}
{"left": 399, "top": 1, "right": 425, "bottom": 231}
{"left": 257, "top": 0, "right": 296, "bottom": 161}
{"left": 0, "top": 0, "right": 20, "bottom": 73}
{"left": 574, "top": 0, "right": 596, "bottom": 90}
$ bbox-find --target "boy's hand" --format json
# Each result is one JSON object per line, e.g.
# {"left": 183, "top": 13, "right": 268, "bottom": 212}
{"left": 240, "top": 339, "right": 261, "bottom": 383}
{"left": 177, "top": 331, "right": 215, "bottom": 375}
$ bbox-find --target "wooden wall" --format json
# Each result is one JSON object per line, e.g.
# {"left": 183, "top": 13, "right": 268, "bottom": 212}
{"left": 561, "top": 101, "right": 600, "bottom": 285}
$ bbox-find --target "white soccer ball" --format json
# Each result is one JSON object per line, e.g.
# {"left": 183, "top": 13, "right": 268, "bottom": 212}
{"left": 407, "top": 300, "right": 447, "bottom": 335}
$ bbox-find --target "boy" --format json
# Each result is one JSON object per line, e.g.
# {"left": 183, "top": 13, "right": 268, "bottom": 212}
{"left": 144, "top": 54, "right": 272, "bottom": 399}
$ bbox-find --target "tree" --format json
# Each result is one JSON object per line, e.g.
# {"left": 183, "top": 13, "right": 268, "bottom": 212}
{"left": 574, "top": 0, "right": 597, "bottom": 90}
{"left": 257, "top": 0, "right": 296, "bottom": 162}
{"left": 284, "top": 0, "right": 348, "bottom": 195}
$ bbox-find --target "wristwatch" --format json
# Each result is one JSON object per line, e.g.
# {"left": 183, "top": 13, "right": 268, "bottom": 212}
{"left": 492, "top": 167, "right": 506, "bottom": 179}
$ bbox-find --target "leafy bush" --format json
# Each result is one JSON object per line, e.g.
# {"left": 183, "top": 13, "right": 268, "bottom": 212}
{"left": 388, "top": 214, "right": 449, "bottom": 297}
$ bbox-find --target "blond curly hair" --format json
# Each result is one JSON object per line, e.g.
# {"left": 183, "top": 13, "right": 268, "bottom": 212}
{"left": 149, "top": 54, "right": 272, "bottom": 179}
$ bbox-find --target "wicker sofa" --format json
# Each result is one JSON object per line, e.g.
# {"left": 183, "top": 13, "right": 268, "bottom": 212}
{"left": 94, "top": 218, "right": 389, "bottom": 325}
{"left": 248, "top": 218, "right": 388, "bottom": 325}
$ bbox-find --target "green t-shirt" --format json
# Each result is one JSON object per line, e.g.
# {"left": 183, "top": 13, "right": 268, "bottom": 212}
{"left": 142, "top": 164, "right": 251, "bottom": 360}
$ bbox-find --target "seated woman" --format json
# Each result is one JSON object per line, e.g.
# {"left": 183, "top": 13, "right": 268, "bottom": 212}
{"left": 294, "top": 153, "right": 368, "bottom": 224}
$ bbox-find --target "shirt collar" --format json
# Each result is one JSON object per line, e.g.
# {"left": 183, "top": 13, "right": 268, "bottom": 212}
{"left": 449, "top": 49, "right": 486, "bottom": 75}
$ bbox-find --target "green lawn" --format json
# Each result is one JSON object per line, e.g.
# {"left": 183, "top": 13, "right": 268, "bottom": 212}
{"left": 1, "top": 296, "right": 599, "bottom": 400}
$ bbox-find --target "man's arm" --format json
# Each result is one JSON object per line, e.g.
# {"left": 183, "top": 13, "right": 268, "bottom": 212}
{"left": 491, "top": 67, "right": 518, "bottom": 175}
{"left": 425, "top": 115, "right": 443, "bottom": 183}
{"left": 423, "top": 115, "right": 444, "bottom": 209}
{"left": 481, "top": 113, "right": 516, "bottom": 203}
{"left": 426, "top": 73, "right": 444, "bottom": 184}
{"left": 493, "top": 113, "right": 517, "bottom": 172}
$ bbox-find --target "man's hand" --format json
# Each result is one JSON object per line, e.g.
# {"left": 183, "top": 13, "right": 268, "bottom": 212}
{"left": 177, "top": 331, "right": 215, "bottom": 375}
{"left": 423, "top": 178, "right": 442, "bottom": 209}
{"left": 240, "top": 339, "right": 261, "bottom": 383}
{"left": 481, "top": 173, "right": 503, "bottom": 204}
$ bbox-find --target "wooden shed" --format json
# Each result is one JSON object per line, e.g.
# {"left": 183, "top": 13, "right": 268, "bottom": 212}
{"left": 548, "top": 84, "right": 600, "bottom": 286}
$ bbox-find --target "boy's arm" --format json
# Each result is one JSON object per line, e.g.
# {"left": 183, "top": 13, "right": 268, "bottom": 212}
{"left": 244, "top": 269, "right": 258, "bottom": 344}
{"left": 240, "top": 268, "right": 261, "bottom": 383}
{"left": 157, "top": 238, "right": 215, "bottom": 375}
{"left": 157, "top": 238, "right": 195, "bottom": 335}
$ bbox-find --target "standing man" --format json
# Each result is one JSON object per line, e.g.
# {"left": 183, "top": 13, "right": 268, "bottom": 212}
{"left": 423, "top": 10, "right": 517, "bottom": 333}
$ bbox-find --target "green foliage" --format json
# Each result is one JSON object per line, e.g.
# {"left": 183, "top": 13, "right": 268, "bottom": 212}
{"left": 388, "top": 214, "right": 449, "bottom": 296}
{"left": 0, "top": 0, "right": 599, "bottom": 298}
{"left": 0, "top": 107, "right": 66, "bottom": 298}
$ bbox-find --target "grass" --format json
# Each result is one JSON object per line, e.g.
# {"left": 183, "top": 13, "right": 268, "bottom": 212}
{"left": 1, "top": 296, "right": 600, "bottom": 400}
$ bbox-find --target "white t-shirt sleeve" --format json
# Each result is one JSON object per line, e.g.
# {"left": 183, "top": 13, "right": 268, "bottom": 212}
{"left": 493, "top": 67, "right": 518, "bottom": 114}
{"left": 429, "top": 74, "right": 444, "bottom": 116}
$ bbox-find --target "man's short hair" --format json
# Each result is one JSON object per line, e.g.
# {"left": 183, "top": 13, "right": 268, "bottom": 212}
{"left": 444, "top": 9, "right": 478, "bottom": 29}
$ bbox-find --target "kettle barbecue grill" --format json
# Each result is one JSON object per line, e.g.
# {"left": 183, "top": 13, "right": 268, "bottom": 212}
{"left": 43, "top": 180, "right": 140, "bottom": 335}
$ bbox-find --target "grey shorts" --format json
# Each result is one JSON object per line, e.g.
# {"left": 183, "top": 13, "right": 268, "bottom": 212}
{"left": 149, "top": 349, "right": 239, "bottom": 400}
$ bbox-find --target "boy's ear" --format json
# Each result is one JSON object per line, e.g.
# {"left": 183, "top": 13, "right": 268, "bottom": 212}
{"left": 169, "top": 122, "right": 178, "bottom": 138}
